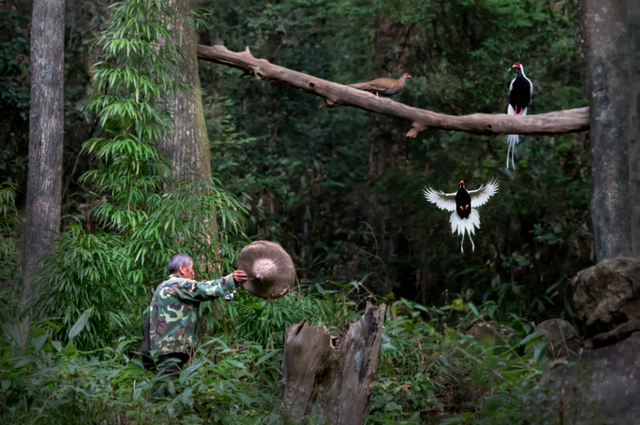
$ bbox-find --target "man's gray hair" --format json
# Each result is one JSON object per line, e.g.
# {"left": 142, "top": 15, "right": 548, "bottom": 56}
{"left": 168, "top": 253, "right": 193, "bottom": 274}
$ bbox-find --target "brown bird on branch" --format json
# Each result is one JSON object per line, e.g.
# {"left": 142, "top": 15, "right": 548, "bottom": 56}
{"left": 349, "top": 73, "right": 411, "bottom": 97}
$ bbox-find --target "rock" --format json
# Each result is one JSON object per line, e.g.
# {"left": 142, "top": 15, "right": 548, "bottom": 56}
{"left": 466, "top": 321, "right": 516, "bottom": 344}
{"left": 573, "top": 258, "right": 640, "bottom": 347}
{"left": 536, "top": 319, "right": 583, "bottom": 360}
{"left": 529, "top": 332, "right": 640, "bottom": 424}
{"left": 583, "top": 338, "right": 594, "bottom": 350}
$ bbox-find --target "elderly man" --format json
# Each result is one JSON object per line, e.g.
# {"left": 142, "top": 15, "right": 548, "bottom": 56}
{"left": 146, "top": 252, "right": 247, "bottom": 401}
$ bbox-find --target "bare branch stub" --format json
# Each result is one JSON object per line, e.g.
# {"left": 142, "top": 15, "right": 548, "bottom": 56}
{"left": 197, "top": 44, "right": 590, "bottom": 138}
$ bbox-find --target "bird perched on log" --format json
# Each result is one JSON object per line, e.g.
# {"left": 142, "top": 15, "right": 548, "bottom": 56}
{"left": 349, "top": 74, "right": 411, "bottom": 97}
{"left": 424, "top": 179, "right": 499, "bottom": 252}
{"left": 505, "top": 62, "right": 533, "bottom": 169}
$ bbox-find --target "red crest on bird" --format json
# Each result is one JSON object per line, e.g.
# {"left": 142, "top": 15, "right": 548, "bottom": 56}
{"left": 512, "top": 62, "right": 522, "bottom": 69}
{"left": 404, "top": 73, "right": 411, "bottom": 78}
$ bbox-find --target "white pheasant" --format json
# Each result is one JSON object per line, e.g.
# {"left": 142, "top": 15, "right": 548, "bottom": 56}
{"left": 424, "top": 179, "right": 499, "bottom": 252}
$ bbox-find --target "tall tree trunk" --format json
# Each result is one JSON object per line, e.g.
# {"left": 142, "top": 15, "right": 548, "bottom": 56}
{"left": 366, "top": 15, "right": 410, "bottom": 184}
{"left": 158, "top": 0, "right": 219, "bottom": 270}
{"left": 362, "top": 16, "right": 412, "bottom": 293}
{"left": 158, "top": 0, "right": 211, "bottom": 181}
{"left": 629, "top": 1, "right": 640, "bottom": 256}
{"left": 22, "top": 0, "right": 65, "bottom": 301}
{"left": 579, "top": 0, "right": 631, "bottom": 261}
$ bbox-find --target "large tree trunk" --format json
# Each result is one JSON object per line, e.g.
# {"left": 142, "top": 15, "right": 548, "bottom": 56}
{"left": 158, "top": 0, "right": 220, "bottom": 269}
{"left": 579, "top": 0, "right": 631, "bottom": 261}
{"left": 277, "top": 303, "right": 386, "bottom": 425}
{"left": 629, "top": 1, "right": 640, "bottom": 256}
{"left": 363, "top": 17, "right": 411, "bottom": 293}
{"left": 367, "top": 16, "right": 410, "bottom": 183}
{"left": 158, "top": 0, "right": 211, "bottom": 181}
{"left": 22, "top": 0, "right": 65, "bottom": 301}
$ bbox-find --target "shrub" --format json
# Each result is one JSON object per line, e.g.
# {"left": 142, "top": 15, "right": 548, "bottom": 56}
{"left": 36, "top": 225, "right": 132, "bottom": 350}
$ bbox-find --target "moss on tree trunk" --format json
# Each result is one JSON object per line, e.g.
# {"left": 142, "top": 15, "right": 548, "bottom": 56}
{"left": 158, "top": 0, "right": 211, "bottom": 181}
{"left": 158, "top": 0, "right": 220, "bottom": 268}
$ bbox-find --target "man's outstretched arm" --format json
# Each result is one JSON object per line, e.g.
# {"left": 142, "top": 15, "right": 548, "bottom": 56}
{"left": 180, "top": 270, "right": 248, "bottom": 301}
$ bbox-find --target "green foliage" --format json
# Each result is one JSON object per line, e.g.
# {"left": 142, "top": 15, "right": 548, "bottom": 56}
{"left": 36, "top": 225, "right": 131, "bottom": 349}
{"left": 202, "top": 281, "right": 361, "bottom": 349}
{"left": 78, "top": 0, "right": 246, "bottom": 280}
{"left": 0, "top": 7, "right": 31, "bottom": 180}
{"left": 368, "top": 298, "right": 549, "bottom": 424}
{"left": 0, "top": 183, "right": 18, "bottom": 232}
{"left": 0, "top": 183, "right": 20, "bottom": 284}
{"left": 1, "top": 286, "right": 572, "bottom": 424}
{"left": 201, "top": 0, "right": 590, "bottom": 324}
{"left": 0, "top": 0, "right": 595, "bottom": 422}
{"left": 35, "top": 0, "right": 247, "bottom": 350}
{"left": 0, "top": 296, "right": 285, "bottom": 424}
{"left": 79, "top": 0, "right": 186, "bottom": 212}
{"left": 4, "top": 0, "right": 590, "bottom": 327}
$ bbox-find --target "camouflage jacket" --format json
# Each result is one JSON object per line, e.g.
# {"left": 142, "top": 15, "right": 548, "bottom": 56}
{"left": 149, "top": 274, "right": 237, "bottom": 356}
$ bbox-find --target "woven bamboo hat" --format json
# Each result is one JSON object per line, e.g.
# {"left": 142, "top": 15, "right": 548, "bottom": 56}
{"left": 237, "top": 241, "right": 295, "bottom": 299}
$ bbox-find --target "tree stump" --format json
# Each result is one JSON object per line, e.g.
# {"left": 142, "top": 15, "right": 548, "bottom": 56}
{"left": 276, "top": 302, "right": 386, "bottom": 425}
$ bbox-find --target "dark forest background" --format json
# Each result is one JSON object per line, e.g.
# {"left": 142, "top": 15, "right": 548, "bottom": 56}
{"left": 2, "top": 0, "right": 590, "bottom": 321}
{"left": 0, "top": 0, "right": 604, "bottom": 422}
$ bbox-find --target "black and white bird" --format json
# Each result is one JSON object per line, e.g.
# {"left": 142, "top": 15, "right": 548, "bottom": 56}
{"left": 424, "top": 179, "right": 499, "bottom": 252}
{"left": 506, "top": 62, "right": 533, "bottom": 169}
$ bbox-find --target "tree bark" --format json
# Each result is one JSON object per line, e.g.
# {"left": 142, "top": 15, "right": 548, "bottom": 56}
{"left": 579, "top": 0, "right": 632, "bottom": 261}
{"left": 22, "top": 0, "right": 66, "bottom": 301}
{"left": 197, "top": 44, "right": 590, "bottom": 138}
{"left": 159, "top": 0, "right": 220, "bottom": 270}
{"left": 363, "top": 16, "right": 410, "bottom": 293}
{"left": 277, "top": 303, "right": 386, "bottom": 425}
{"left": 367, "top": 15, "right": 410, "bottom": 182}
{"left": 629, "top": 1, "right": 640, "bottom": 256}
{"left": 159, "top": 0, "right": 211, "bottom": 181}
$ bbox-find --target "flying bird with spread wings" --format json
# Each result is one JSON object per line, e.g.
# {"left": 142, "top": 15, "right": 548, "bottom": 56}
{"left": 424, "top": 179, "right": 499, "bottom": 252}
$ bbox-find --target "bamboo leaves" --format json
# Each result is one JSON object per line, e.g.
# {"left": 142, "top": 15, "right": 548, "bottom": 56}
{"left": 68, "top": 307, "right": 94, "bottom": 340}
{"left": 37, "top": 0, "right": 248, "bottom": 352}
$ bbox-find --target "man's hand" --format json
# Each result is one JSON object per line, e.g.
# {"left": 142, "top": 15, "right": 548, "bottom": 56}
{"left": 233, "top": 270, "right": 248, "bottom": 284}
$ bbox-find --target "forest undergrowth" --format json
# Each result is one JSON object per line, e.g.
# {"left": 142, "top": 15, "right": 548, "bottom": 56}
{"left": 0, "top": 176, "right": 557, "bottom": 424}
{"left": 0, "top": 176, "right": 560, "bottom": 424}
{"left": 0, "top": 282, "right": 558, "bottom": 425}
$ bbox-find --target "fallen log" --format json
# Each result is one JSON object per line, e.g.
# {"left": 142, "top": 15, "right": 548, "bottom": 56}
{"left": 197, "top": 44, "right": 590, "bottom": 138}
{"left": 276, "top": 302, "right": 386, "bottom": 425}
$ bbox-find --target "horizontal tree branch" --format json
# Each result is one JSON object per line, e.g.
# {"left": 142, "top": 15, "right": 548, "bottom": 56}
{"left": 197, "top": 44, "right": 589, "bottom": 138}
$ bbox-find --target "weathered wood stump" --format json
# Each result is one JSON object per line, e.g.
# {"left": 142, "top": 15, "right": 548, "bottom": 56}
{"left": 276, "top": 302, "right": 386, "bottom": 425}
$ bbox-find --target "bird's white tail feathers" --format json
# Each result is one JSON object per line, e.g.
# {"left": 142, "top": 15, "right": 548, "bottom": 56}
{"left": 449, "top": 209, "right": 481, "bottom": 253}
{"left": 506, "top": 105, "right": 527, "bottom": 169}
{"left": 506, "top": 134, "right": 519, "bottom": 169}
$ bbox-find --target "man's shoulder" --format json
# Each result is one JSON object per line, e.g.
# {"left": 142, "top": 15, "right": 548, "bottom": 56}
{"left": 162, "top": 275, "right": 196, "bottom": 285}
{"left": 156, "top": 276, "right": 195, "bottom": 294}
